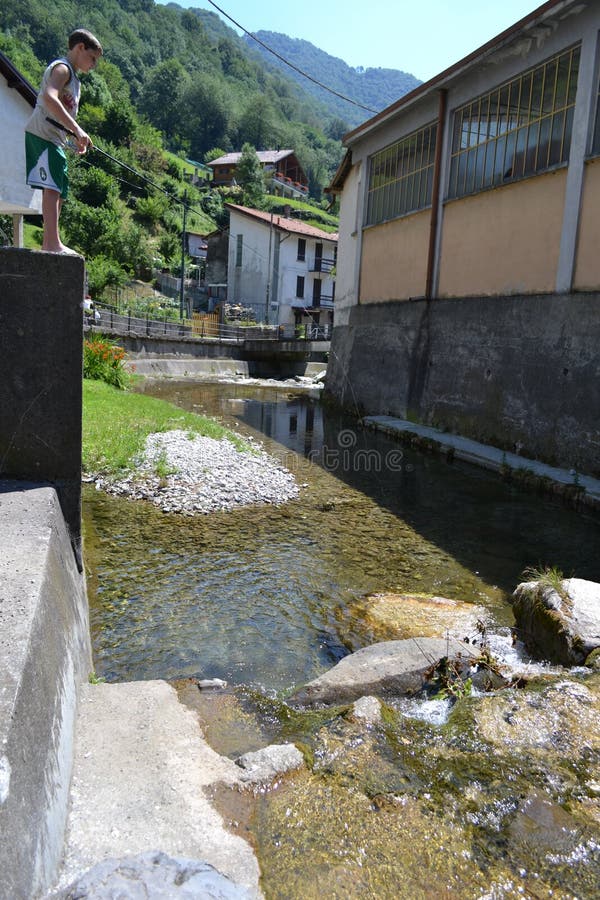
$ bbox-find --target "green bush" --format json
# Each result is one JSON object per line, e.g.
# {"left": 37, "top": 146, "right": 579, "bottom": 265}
{"left": 83, "top": 333, "right": 129, "bottom": 390}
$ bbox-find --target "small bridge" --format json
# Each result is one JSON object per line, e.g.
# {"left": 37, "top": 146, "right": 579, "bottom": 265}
{"left": 86, "top": 308, "right": 330, "bottom": 379}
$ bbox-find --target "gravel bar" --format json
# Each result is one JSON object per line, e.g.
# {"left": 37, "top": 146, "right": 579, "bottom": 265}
{"left": 90, "top": 429, "right": 299, "bottom": 514}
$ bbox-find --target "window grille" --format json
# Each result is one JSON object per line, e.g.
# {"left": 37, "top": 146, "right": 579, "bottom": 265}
{"left": 235, "top": 234, "right": 243, "bottom": 267}
{"left": 448, "top": 45, "right": 580, "bottom": 199}
{"left": 366, "top": 122, "right": 438, "bottom": 226}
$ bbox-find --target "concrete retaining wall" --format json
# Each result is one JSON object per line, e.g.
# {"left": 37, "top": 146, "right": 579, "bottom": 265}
{"left": 0, "top": 483, "right": 91, "bottom": 900}
{"left": 325, "top": 292, "right": 600, "bottom": 477}
{"left": 109, "top": 331, "right": 328, "bottom": 379}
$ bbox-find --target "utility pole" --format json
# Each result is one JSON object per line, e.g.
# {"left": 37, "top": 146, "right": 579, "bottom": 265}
{"left": 180, "top": 191, "right": 187, "bottom": 320}
{"left": 265, "top": 211, "right": 273, "bottom": 326}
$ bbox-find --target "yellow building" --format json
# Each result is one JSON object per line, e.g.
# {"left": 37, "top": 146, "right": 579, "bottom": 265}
{"left": 327, "top": 0, "right": 600, "bottom": 476}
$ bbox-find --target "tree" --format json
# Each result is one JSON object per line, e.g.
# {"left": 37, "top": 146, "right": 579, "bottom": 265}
{"left": 235, "top": 144, "right": 265, "bottom": 207}
{"left": 237, "top": 95, "right": 277, "bottom": 149}
{"left": 204, "top": 147, "right": 226, "bottom": 163}
{"left": 180, "top": 76, "right": 233, "bottom": 160}
{"left": 139, "top": 59, "right": 190, "bottom": 138}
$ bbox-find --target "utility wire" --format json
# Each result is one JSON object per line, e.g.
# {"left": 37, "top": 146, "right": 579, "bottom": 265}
{"left": 206, "top": 0, "right": 378, "bottom": 115}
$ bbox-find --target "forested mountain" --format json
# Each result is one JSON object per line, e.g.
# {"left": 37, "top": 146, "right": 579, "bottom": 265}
{"left": 0, "top": 0, "right": 417, "bottom": 302}
{"left": 0, "top": 0, "right": 350, "bottom": 180}
{"left": 244, "top": 31, "right": 421, "bottom": 129}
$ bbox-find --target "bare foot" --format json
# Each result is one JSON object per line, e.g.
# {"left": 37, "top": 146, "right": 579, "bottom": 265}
{"left": 42, "top": 244, "right": 81, "bottom": 256}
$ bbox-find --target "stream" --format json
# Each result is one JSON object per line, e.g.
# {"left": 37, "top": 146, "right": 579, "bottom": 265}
{"left": 82, "top": 379, "right": 600, "bottom": 899}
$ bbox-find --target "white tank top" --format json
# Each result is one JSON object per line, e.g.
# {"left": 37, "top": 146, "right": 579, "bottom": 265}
{"left": 26, "top": 57, "right": 81, "bottom": 146}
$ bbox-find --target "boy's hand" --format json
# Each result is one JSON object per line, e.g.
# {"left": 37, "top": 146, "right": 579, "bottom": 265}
{"left": 74, "top": 127, "right": 92, "bottom": 154}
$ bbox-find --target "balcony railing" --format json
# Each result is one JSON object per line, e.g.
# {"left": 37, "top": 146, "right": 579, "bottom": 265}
{"left": 313, "top": 293, "right": 335, "bottom": 308}
{"left": 271, "top": 174, "right": 309, "bottom": 196}
{"left": 310, "top": 257, "right": 336, "bottom": 273}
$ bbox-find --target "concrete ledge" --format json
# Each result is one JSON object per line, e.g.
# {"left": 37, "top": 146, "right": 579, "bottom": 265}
{"left": 0, "top": 482, "right": 91, "bottom": 900}
{"left": 363, "top": 416, "right": 600, "bottom": 508}
{"left": 127, "top": 357, "right": 251, "bottom": 378}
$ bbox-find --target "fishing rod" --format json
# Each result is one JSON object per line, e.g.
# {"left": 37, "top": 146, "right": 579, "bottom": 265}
{"left": 46, "top": 116, "right": 199, "bottom": 212}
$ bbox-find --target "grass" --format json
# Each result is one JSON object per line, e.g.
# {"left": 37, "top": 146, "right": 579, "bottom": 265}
{"left": 24, "top": 221, "right": 43, "bottom": 249}
{"left": 522, "top": 564, "right": 570, "bottom": 604}
{"left": 82, "top": 379, "right": 248, "bottom": 476}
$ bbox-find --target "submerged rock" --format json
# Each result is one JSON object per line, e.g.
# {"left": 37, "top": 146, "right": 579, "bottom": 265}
{"left": 470, "top": 677, "right": 600, "bottom": 758}
{"left": 235, "top": 743, "right": 305, "bottom": 785}
{"left": 356, "top": 592, "right": 491, "bottom": 642}
{"left": 512, "top": 577, "right": 600, "bottom": 665}
{"left": 289, "top": 637, "right": 480, "bottom": 706}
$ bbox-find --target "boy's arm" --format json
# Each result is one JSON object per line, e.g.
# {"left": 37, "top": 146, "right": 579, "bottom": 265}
{"left": 42, "top": 63, "right": 91, "bottom": 153}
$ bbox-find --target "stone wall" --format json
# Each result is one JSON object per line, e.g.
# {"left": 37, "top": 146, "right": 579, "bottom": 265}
{"left": 325, "top": 292, "right": 600, "bottom": 477}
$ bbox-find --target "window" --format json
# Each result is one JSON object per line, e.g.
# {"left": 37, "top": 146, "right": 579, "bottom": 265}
{"left": 235, "top": 234, "right": 243, "bottom": 267}
{"left": 296, "top": 275, "right": 305, "bottom": 298}
{"left": 297, "top": 238, "right": 306, "bottom": 261}
{"left": 448, "top": 45, "right": 580, "bottom": 199}
{"left": 366, "top": 122, "right": 437, "bottom": 226}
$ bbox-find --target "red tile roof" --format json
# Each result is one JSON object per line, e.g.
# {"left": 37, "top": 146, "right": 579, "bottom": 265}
{"left": 226, "top": 204, "right": 338, "bottom": 241}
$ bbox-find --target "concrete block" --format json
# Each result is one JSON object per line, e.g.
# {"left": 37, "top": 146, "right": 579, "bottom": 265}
{"left": 0, "top": 248, "right": 85, "bottom": 543}
{"left": 0, "top": 483, "right": 91, "bottom": 900}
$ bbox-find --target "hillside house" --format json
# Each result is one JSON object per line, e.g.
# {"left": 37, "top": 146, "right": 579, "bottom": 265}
{"left": 325, "top": 0, "right": 600, "bottom": 475}
{"left": 0, "top": 52, "right": 42, "bottom": 245}
{"left": 209, "top": 151, "right": 309, "bottom": 199}
{"left": 226, "top": 203, "right": 337, "bottom": 335}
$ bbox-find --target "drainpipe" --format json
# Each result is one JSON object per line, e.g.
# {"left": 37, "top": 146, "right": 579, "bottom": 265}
{"left": 425, "top": 89, "right": 447, "bottom": 300}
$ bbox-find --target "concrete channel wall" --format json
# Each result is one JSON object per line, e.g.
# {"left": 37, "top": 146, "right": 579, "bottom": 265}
{"left": 0, "top": 249, "right": 91, "bottom": 899}
{"left": 0, "top": 484, "right": 91, "bottom": 900}
{"left": 90, "top": 329, "right": 330, "bottom": 379}
{"left": 325, "top": 292, "right": 600, "bottom": 477}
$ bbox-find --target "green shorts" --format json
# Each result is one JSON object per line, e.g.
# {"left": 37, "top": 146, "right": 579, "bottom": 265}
{"left": 25, "top": 132, "right": 69, "bottom": 199}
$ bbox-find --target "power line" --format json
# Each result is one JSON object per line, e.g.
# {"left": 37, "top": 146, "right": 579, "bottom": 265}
{"left": 206, "top": 0, "right": 378, "bottom": 115}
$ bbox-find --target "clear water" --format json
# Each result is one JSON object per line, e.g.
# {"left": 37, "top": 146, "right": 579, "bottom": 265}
{"left": 83, "top": 380, "right": 600, "bottom": 898}
{"left": 83, "top": 380, "right": 600, "bottom": 691}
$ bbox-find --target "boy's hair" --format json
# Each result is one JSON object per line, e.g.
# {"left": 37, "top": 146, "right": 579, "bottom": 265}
{"left": 68, "top": 29, "right": 103, "bottom": 53}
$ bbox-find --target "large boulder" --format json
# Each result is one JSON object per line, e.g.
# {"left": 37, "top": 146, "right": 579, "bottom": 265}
{"left": 512, "top": 578, "right": 600, "bottom": 665}
{"left": 55, "top": 851, "right": 255, "bottom": 899}
{"left": 289, "top": 637, "right": 480, "bottom": 706}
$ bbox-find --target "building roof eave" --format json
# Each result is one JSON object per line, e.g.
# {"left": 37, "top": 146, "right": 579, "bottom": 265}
{"left": 0, "top": 50, "right": 38, "bottom": 107}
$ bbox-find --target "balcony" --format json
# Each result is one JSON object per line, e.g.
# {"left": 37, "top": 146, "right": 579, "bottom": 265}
{"left": 271, "top": 173, "right": 309, "bottom": 199}
{"left": 313, "top": 293, "right": 335, "bottom": 309}
{"left": 309, "top": 257, "right": 336, "bottom": 273}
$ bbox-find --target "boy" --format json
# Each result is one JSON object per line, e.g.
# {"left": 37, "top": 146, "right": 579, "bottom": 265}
{"left": 25, "top": 29, "right": 103, "bottom": 254}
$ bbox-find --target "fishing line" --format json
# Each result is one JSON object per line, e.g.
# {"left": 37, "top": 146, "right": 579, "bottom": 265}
{"left": 49, "top": 117, "right": 203, "bottom": 216}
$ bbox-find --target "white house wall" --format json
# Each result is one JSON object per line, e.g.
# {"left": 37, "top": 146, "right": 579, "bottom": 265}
{"left": 228, "top": 214, "right": 271, "bottom": 312}
{"left": 228, "top": 209, "right": 337, "bottom": 325}
{"left": 0, "top": 80, "right": 42, "bottom": 216}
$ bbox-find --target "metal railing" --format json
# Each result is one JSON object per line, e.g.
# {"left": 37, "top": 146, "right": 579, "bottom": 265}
{"left": 310, "top": 257, "right": 336, "bottom": 273}
{"left": 86, "top": 306, "right": 331, "bottom": 343}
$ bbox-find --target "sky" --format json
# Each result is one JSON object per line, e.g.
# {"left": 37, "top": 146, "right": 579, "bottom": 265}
{"left": 158, "top": 0, "right": 542, "bottom": 82}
